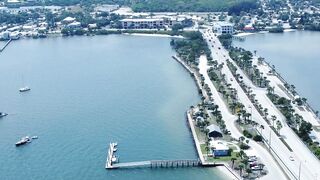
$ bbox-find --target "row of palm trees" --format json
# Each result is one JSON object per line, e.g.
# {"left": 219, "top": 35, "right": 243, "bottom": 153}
{"left": 207, "top": 62, "right": 243, "bottom": 115}
{"left": 229, "top": 47, "right": 270, "bottom": 88}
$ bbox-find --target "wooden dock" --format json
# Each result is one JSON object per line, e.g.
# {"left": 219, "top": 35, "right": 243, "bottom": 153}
{"left": 0, "top": 39, "right": 12, "bottom": 52}
{"left": 107, "top": 159, "right": 201, "bottom": 169}
{"left": 105, "top": 142, "right": 201, "bottom": 169}
{"left": 105, "top": 142, "right": 118, "bottom": 169}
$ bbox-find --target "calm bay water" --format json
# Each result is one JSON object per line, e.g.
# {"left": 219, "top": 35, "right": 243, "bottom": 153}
{"left": 0, "top": 35, "right": 226, "bottom": 180}
{"left": 234, "top": 30, "right": 320, "bottom": 111}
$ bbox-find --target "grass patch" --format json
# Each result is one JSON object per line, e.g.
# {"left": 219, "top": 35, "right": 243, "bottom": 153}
{"left": 194, "top": 126, "right": 207, "bottom": 143}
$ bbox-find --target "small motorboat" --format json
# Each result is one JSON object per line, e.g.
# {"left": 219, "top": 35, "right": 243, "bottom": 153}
{"left": 113, "top": 147, "right": 117, "bottom": 152}
{"left": 111, "top": 155, "right": 118, "bottom": 163}
{"left": 0, "top": 112, "right": 8, "bottom": 118}
{"left": 31, "top": 136, "right": 38, "bottom": 139}
{"left": 112, "top": 142, "right": 117, "bottom": 147}
{"left": 19, "top": 86, "right": 31, "bottom": 92}
{"left": 15, "top": 136, "right": 31, "bottom": 146}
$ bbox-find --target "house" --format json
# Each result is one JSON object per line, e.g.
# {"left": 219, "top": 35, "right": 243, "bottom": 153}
{"left": 243, "top": 25, "right": 255, "bottom": 32}
{"left": 62, "top": 17, "right": 76, "bottom": 24}
{"left": 67, "top": 21, "right": 81, "bottom": 28}
{"left": 206, "top": 124, "right": 223, "bottom": 138}
{"left": 0, "top": 31, "right": 10, "bottom": 40}
{"left": 88, "top": 23, "right": 97, "bottom": 29}
{"left": 120, "top": 17, "right": 183, "bottom": 29}
{"left": 210, "top": 140, "right": 230, "bottom": 156}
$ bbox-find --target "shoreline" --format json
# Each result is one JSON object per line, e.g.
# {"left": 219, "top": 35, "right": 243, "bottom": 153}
{"left": 234, "top": 29, "right": 297, "bottom": 37}
{"left": 172, "top": 55, "right": 241, "bottom": 180}
{"left": 123, "top": 33, "right": 184, "bottom": 38}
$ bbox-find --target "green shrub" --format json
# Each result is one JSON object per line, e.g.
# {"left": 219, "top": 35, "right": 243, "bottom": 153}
{"left": 243, "top": 130, "right": 253, "bottom": 138}
{"left": 253, "top": 135, "right": 262, "bottom": 142}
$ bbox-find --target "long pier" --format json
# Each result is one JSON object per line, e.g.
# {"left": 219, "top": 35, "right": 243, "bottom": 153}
{"left": 110, "top": 159, "right": 201, "bottom": 169}
{"left": 105, "top": 142, "right": 202, "bottom": 169}
{"left": 0, "top": 39, "right": 12, "bottom": 52}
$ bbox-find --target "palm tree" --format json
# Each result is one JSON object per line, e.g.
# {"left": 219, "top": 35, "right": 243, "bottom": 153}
{"left": 276, "top": 120, "right": 283, "bottom": 134}
{"left": 239, "top": 163, "right": 245, "bottom": 177}
{"left": 205, "top": 139, "right": 210, "bottom": 156}
{"left": 259, "top": 124, "right": 264, "bottom": 134}
{"left": 267, "top": 86, "right": 275, "bottom": 95}
{"left": 204, "top": 128, "right": 210, "bottom": 137}
{"left": 239, "top": 136, "right": 245, "bottom": 147}
{"left": 229, "top": 102, "right": 237, "bottom": 114}
{"left": 238, "top": 150, "right": 245, "bottom": 159}
{"left": 245, "top": 139, "right": 249, "bottom": 145}
{"left": 264, "top": 108, "right": 269, "bottom": 118}
{"left": 231, "top": 157, "right": 237, "bottom": 168}
{"left": 271, "top": 115, "right": 277, "bottom": 127}
{"left": 237, "top": 113, "right": 241, "bottom": 123}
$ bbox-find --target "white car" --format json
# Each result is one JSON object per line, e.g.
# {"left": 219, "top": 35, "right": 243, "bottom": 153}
{"left": 289, "top": 156, "right": 295, "bottom": 161}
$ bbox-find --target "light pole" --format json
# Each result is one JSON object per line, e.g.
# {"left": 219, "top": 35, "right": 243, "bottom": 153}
{"left": 299, "top": 160, "right": 307, "bottom": 180}
{"left": 249, "top": 105, "right": 252, "bottom": 121}
{"left": 298, "top": 161, "right": 301, "bottom": 180}
{"left": 269, "top": 130, "right": 272, "bottom": 150}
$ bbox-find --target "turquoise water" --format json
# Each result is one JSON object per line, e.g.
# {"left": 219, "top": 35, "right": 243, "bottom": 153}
{"left": 233, "top": 30, "right": 320, "bottom": 111}
{"left": 0, "top": 35, "right": 225, "bottom": 180}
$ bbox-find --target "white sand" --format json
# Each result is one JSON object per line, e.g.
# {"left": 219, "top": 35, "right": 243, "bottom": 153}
{"left": 234, "top": 32, "right": 255, "bottom": 37}
{"left": 216, "top": 166, "right": 239, "bottom": 180}
{"left": 123, "top": 33, "right": 184, "bottom": 38}
{"left": 283, "top": 29, "right": 296, "bottom": 32}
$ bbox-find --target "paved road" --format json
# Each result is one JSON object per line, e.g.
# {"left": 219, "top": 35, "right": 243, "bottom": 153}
{"left": 198, "top": 55, "right": 288, "bottom": 180}
{"left": 202, "top": 29, "right": 320, "bottom": 180}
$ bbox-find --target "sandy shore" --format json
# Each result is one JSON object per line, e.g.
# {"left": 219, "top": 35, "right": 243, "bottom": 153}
{"left": 123, "top": 33, "right": 184, "bottom": 38}
{"left": 216, "top": 166, "right": 239, "bottom": 180}
{"left": 283, "top": 29, "right": 296, "bottom": 32}
{"left": 234, "top": 32, "right": 256, "bottom": 37}
{"left": 235, "top": 29, "right": 296, "bottom": 37}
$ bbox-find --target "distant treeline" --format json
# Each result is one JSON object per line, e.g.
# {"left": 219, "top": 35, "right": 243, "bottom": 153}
{"left": 41, "top": 0, "right": 258, "bottom": 14}
{"left": 43, "top": 0, "right": 128, "bottom": 6}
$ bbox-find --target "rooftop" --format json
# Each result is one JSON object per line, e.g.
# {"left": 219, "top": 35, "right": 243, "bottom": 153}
{"left": 206, "top": 124, "right": 222, "bottom": 134}
{"left": 120, "top": 18, "right": 164, "bottom": 22}
{"left": 214, "top": 21, "right": 234, "bottom": 27}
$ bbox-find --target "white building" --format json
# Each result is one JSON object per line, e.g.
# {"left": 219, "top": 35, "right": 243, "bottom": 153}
{"left": 62, "top": 17, "right": 76, "bottom": 24}
{"left": 0, "top": 31, "right": 10, "bottom": 40}
{"left": 67, "top": 21, "right": 81, "bottom": 28}
{"left": 213, "top": 22, "right": 234, "bottom": 34}
{"left": 120, "top": 18, "right": 179, "bottom": 29}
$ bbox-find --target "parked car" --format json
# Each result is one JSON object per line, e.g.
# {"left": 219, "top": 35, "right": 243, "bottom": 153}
{"left": 251, "top": 165, "right": 263, "bottom": 171}
{"left": 289, "top": 156, "right": 295, "bottom": 161}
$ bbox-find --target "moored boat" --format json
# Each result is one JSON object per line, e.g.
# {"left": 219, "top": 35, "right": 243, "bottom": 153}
{"left": 0, "top": 112, "right": 8, "bottom": 118}
{"left": 15, "top": 136, "right": 31, "bottom": 146}
{"left": 111, "top": 155, "right": 118, "bottom": 163}
{"left": 19, "top": 86, "right": 31, "bottom": 92}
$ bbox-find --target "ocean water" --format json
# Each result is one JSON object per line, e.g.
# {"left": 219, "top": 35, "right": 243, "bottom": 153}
{"left": 0, "top": 35, "right": 225, "bottom": 180}
{"left": 234, "top": 30, "right": 320, "bottom": 111}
